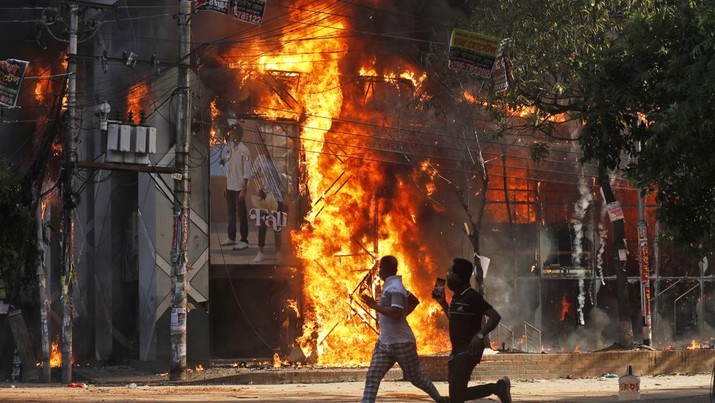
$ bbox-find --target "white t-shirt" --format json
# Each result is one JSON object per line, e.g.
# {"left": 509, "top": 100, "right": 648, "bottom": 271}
{"left": 377, "top": 275, "right": 416, "bottom": 345}
{"left": 226, "top": 141, "right": 252, "bottom": 191}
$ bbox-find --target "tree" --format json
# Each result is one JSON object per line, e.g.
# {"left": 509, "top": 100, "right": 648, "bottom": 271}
{"left": 0, "top": 159, "right": 37, "bottom": 307}
{"left": 581, "top": 0, "right": 715, "bottom": 255}
{"left": 462, "top": 0, "right": 658, "bottom": 345}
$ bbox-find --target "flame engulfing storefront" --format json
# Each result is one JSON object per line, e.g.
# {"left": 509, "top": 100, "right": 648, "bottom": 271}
{"left": 199, "top": 0, "right": 714, "bottom": 363}
{"left": 1, "top": 0, "right": 713, "bottom": 374}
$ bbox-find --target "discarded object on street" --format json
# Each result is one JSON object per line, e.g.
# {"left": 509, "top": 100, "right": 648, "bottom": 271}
{"left": 618, "top": 365, "right": 640, "bottom": 400}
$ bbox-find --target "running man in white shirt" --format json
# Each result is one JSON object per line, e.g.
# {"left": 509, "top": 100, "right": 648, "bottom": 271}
{"left": 360, "top": 255, "right": 449, "bottom": 403}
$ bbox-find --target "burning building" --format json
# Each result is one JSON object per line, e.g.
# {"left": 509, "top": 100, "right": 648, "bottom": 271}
{"left": 0, "top": 0, "right": 713, "bottom": 377}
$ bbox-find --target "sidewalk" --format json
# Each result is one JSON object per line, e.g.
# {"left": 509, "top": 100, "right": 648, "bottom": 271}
{"left": 1, "top": 373, "right": 712, "bottom": 402}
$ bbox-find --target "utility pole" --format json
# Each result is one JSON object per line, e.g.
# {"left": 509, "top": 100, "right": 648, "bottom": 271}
{"left": 36, "top": 197, "right": 51, "bottom": 382}
{"left": 637, "top": 145, "right": 652, "bottom": 346}
{"left": 61, "top": 3, "right": 80, "bottom": 383}
{"left": 170, "top": 0, "right": 192, "bottom": 381}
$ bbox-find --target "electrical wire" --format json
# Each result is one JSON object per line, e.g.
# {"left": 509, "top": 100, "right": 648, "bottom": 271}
{"left": 710, "top": 361, "right": 714, "bottom": 402}
{"left": 23, "top": 1, "right": 636, "bottom": 191}
{"left": 214, "top": 219, "right": 278, "bottom": 353}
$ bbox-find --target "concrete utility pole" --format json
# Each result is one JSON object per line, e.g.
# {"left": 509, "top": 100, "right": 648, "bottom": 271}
{"left": 60, "top": 3, "right": 80, "bottom": 384}
{"left": 36, "top": 197, "right": 51, "bottom": 382}
{"left": 170, "top": 0, "right": 192, "bottom": 381}
{"left": 637, "top": 162, "right": 652, "bottom": 346}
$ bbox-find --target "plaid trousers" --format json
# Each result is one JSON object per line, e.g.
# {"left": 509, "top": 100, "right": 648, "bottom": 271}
{"left": 361, "top": 341, "right": 442, "bottom": 403}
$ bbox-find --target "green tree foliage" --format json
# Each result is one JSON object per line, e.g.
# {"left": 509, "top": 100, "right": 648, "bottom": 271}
{"left": 470, "top": 0, "right": 638, "bottom": 115}
{"left": 581, "top": 0, "right": 715, "bottom": 254}
{"left": 468, "top": 0, "right": 714, "bottom": 252}
{"left": 464, "top": 0, "right": 653, "bottom": 344}
{"left": 0, "top": 159, "right": 37, "bottom": 305}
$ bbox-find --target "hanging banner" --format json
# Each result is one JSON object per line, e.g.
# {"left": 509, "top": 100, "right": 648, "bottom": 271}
{"left": 232, "top": 0, "right": 267, "bottom": 25}
{"left": 492, "top": 56, "right": 508, "bottom": 94}
{"left": 195, "top": 0, "right": 267, "bottom": 25}
{"left": 448, "top": 28, "right": 501, "bottom": 78}
{"left": 0, "top": 59, "right": 30, "bottom": 108}
{"left": 195, "top": 0, "right": 230, "bottom": 14}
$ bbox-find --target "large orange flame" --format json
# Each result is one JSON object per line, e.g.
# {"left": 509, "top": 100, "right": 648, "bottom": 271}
{"left": 49, "top": 336, "right": 62, "bottom": 368}
{"left": 126, "top": 81, "right": 149, "bottom": 124}
{"left": 34, "top": 70, "right": 51, "bottom": 105}
{"left": 229, "top": 0, "right": 449, "bottom": 365}
{"left": 560, "top": 294, "right": 571, "bottom": 321}
{"left": 209, "top": 98, "right": 220, "bottom": 146}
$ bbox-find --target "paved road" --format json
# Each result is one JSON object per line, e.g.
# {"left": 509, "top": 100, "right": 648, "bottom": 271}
{"left": 1, "top": 373, "right": 713, "bottom": 402}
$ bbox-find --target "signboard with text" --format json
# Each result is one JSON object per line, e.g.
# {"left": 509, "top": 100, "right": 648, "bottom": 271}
{"left": 196, "top": 0, "right": 230, "bottom": 14}
{"left": 0, "top": 59, "right": 29, "bottom": 107}
{"left": 492, "top": 56, "right": 508, "bottom": 93}
{"left": 233, "top": 0, "right": 267, "bottom": 25}
{"left": 196, "top": 0, "right": 267, "bottom": 25}
{"left": 448, "top": 28, "right": 501, "bottom": 78}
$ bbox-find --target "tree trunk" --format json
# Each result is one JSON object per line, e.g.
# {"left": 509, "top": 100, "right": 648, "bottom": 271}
{"left": 469, "top": 150, "right": 489, "bottom": 294}
{"left": 599, "top": 163, "right": 634, "bottom": 347}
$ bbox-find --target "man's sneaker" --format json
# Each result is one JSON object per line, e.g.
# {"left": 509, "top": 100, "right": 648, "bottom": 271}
{"left": 253, "top": 252, "right": 264, "bottom": 263}
{"left": 233, "top": 241, "right": 249, "bottom": 251}
{"left": 219, "top": 238, "right": 235, "bottom": 246}
{"left": 497, "top": 376, "right": 511, "bottom": 403}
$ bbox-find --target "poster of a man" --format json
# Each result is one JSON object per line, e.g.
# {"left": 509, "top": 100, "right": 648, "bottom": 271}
{"left": 209, "top": 117, "right": 298, "bottom": 267}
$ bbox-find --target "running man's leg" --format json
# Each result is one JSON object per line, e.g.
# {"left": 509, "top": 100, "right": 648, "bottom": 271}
{"left": 362, "top": 342, "right": 396, "bottom": 403}
{"left": 447, "top": 353, "right": 480, "bottom": 403}
{"left": 393, "top": 342, "right": 444, "bottom": 402}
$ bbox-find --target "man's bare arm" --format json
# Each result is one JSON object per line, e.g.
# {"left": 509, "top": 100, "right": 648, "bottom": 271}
{"left": 480, "top": 307, "right": 501, "bottom": 335}
{"left": 360, "top": 295, "right": 404, "bottom": 319}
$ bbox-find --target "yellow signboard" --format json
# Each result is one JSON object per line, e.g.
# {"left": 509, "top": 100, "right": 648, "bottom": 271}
{"left": 448, "top": 28, "right": 501, "bottom": 77}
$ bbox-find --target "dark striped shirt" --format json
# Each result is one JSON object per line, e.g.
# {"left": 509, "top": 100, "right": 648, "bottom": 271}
{"left": 448, "top": 287, "right": 493, "bottom": 355}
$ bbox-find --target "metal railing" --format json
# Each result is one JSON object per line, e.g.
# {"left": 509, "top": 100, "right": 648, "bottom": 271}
{"left": 674, "top": 283, "right": 700, "bottom": 337}
{"left": 492, "top": 323, "right": 514, "bottom": 351}
{"left": 524, "top": 321, "right": 542, "bottom": 353}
